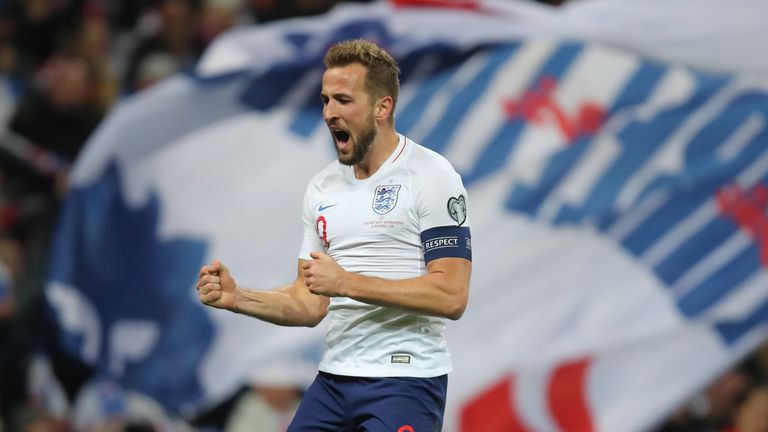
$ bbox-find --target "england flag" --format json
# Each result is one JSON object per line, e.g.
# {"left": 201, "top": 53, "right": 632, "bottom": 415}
{"left": 46, "top": 0, "right": 768, "bottom": 430}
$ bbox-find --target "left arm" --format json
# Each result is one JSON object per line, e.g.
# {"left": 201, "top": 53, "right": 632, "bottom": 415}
{"left": 302, "top": 252, "right": 471, "bottom": 320}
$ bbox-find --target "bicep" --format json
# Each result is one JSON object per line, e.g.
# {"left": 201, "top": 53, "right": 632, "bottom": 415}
{"left": 426, "top": 257, "right": 471, "bottom": 320}
{"left": 290, "top": 259, "right": 330, "bottom": 312}
{"left": 426, "top": 257, "right": 472, "bottom": 292}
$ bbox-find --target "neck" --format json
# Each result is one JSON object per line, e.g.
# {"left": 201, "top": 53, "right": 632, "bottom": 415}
{"left": 353, "top": 127, "right": 399, "bottom": 179}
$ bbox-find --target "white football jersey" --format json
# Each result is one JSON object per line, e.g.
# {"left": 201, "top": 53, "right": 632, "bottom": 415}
{"left": 299, "top": 134, "right": 471, "bottom": 378}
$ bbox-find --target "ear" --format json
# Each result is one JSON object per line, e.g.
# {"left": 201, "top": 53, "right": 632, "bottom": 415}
{"left": 374, "top": 96, "right": 394, "bottom": 122}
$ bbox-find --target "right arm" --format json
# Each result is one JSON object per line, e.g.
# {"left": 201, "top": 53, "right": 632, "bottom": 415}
{"left": 197, "top": 259, "right": 329, "bottom": 327}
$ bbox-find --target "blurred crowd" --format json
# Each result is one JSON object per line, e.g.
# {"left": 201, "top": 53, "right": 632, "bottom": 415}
{"left": 0, "top": 0, "right": 765, "bottom": 431}
{"left": 659, "top": 345, "right": 768, "bottom": 432}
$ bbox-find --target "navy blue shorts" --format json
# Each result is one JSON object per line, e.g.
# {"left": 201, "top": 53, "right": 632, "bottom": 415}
{"left": 287, "top": 372, "right": 448, "bottom": 432}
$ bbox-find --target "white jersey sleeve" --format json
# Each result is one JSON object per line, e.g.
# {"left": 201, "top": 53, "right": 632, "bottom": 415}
{"left": 299, "top": 181, "right": 324, "bottom": 260}
{"left": 416, "top": 163, "right": 471, "bottom": 230}
{"left": 413, "top": 152, "right": 472, "bottom": 264}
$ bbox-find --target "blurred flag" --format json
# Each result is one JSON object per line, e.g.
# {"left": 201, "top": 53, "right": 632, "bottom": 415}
{"left": 46, "top": 0, "right": 768, "bottom": 430}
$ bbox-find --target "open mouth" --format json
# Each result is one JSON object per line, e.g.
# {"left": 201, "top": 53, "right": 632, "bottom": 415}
{"left": 333, "top": 129, "right": 350, "bottom": 144}
{"left": 332, "top": 129, "right": 351, "bottom": 153}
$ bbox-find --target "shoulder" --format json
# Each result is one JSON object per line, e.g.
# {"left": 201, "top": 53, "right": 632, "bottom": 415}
{"left": 306, "top": 160, "right": 344, "bottom": 190}
{"left": 405, "top": 139, "right": 463, "bottom": 181}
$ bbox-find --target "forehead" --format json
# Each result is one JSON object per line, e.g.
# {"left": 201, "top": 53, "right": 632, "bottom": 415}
{"left": 322, "top": 63, "right": 368, "bottom": 94}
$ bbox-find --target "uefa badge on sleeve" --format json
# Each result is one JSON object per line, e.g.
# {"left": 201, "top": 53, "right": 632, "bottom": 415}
{"left": 447, "top": 195, "right": 467, "bottom": 226}
{"left": 373, "top": 185, "right": 401, "bottom": 215}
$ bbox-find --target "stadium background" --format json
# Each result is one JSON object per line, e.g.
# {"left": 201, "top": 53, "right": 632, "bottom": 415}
{"left": 1, "top": 0, "right": 767, "bottom": 431}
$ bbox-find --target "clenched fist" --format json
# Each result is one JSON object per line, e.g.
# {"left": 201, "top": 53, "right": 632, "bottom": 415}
{"left": 197, "top": 260, "right": 238, "bottom": 310}
{"left": 302, "top": 251, "right": 348, "bottom": 297}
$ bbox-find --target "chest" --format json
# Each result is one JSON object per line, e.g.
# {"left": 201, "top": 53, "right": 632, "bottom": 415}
{"left": 311, "top": 179, "right": 419, "bottom": 251}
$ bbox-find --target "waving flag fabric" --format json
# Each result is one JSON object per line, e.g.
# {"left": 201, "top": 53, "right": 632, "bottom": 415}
{"left": 46, "top": 0, "right": 768, "bottom": 430}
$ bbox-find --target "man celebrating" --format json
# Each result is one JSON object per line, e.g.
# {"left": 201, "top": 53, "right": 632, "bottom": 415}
{"left": 197, "top": 39, "right": 472, "bottom": 431}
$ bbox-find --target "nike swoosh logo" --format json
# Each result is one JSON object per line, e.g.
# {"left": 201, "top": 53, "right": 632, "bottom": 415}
{"left": 318, "top": 203, "right": 337, "bottom": 212}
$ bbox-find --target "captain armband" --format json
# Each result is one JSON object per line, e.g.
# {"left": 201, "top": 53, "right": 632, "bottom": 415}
{"left": 420, "top": 226, "right": 472, "bottom": 264}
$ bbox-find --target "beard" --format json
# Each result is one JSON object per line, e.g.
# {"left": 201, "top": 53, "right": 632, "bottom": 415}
{"left": 336, "top": 114, "right": 377, "bottom": 166}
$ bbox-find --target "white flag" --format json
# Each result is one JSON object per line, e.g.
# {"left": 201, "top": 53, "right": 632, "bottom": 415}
{"left": 47, "top": 1, "right": 768, "bottom": 430}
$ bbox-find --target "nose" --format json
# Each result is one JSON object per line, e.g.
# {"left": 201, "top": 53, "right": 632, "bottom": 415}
{"left": 323, "top": 100, "right": 338, "bottom": 124}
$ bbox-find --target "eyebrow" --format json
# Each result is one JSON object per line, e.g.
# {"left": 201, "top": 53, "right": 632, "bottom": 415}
{"left": 321, "top": 92, "right": 352, "bottom": 100}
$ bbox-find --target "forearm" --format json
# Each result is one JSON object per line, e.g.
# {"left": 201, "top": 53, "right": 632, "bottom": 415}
{"left": 341, "top": 271, "right": 468, "bottom": 320}
{"left": 233, "top": 285, "right": 327, "bottom": 327}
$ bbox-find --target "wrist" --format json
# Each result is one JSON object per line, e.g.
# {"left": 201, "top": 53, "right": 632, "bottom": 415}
{"left": 231, "top": 285, "right": 242, "bottom": 313}
{"left": 340, "top": 272, "right": 356, "bottom": 298}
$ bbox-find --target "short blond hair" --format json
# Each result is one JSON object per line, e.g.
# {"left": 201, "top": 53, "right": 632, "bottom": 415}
{"left": 324, "top": 39, "right": 400, "bottom": 119}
